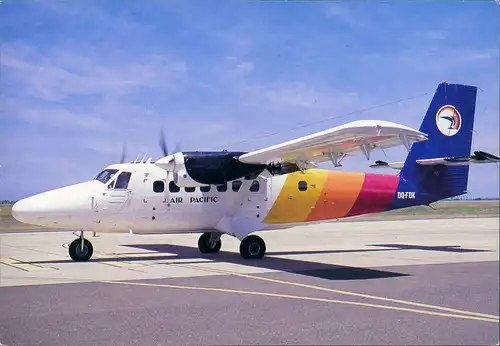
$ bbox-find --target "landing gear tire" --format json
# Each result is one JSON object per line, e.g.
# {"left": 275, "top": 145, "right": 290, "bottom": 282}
{"left": 240, "top": 235, "right": 266, "bottom": 259}
{"left": 69, "top": 238, "right": 93, "bottom": 261}
{"left": 198, "top": 232, "right": 222, "bottom": 254}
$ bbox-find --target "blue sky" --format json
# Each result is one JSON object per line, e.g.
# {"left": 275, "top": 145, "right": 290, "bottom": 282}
{"left": 1, "top": 0, "right": 499, "bottom": 200}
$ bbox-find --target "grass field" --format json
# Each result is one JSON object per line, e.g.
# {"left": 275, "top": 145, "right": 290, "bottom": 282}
{"left": 0, "top": 204, "right": 49, "bottom": 231}
{"left": 339, "top": 200, "right": 499, "bottom": 222}
{"left": 1, "top": 200, "right": 498, "bottom": 231}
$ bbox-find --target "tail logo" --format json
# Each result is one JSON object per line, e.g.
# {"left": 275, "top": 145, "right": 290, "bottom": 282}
{"left": 436, "top": 105, "right": 462, "bottom": 136}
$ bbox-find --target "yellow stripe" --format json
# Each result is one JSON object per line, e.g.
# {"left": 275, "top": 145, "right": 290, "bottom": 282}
{"left": 0, "top": 258, "right": 54, "bottom": 271}
{"left": 173, "top": 264, "right": 499, "bottom": 320}
{"left": 101, "top": 261, "right": 143, "bottom": 268}
{"left": 264, "top": 169, "right": 328, "bottom": 223}
{"left": 100, "top": 280, "right": 499, "bottom": 324}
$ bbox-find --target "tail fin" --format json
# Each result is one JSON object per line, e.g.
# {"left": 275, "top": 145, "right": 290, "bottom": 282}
{"left": 397, "top": 82, "right": 478, "bottom": 203}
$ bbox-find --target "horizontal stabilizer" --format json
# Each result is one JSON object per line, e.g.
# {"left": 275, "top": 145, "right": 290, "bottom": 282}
{"left": 416, "top": 150, "right": 500, "bottom": 166}
{"left": 369, "top": 160, "right": 404, "bottom": 169}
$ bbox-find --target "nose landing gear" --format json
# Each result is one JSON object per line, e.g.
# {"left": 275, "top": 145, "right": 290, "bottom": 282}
{"left": 69, "top": 231, "right": 93, "bottom": 261}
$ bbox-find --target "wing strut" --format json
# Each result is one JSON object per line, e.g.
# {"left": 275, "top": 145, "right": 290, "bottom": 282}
{"left": 399, "top": 134, "right": 412, "bottom": 152}
{"left": 360, "top": 143, "right": 371, "bottom": 160}
{"left": 328, "top": 152, "right": 345, "bottom": 167}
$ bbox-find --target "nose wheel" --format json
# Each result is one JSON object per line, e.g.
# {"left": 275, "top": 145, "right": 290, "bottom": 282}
{"left": 69, "top": 231, "right": 93, "bottom": 261}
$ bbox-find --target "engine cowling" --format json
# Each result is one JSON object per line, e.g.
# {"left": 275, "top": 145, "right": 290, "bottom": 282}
{"left": 155, "top": 150, "right": 268, "bottom": 186}
{"left": 172, "top": 168, "right": 207, "bottom": 187}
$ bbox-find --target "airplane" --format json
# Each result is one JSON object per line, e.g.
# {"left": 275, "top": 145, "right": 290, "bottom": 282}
{"left": 11, "top": 82, "right": 500, "bottom": 262}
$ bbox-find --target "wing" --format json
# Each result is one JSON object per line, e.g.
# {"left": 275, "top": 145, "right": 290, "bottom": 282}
{"left": 237, "top": 120, "right": 427, "bottom": 167}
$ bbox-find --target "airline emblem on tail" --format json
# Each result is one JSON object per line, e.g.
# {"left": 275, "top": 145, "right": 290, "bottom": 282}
{"left": 436, "top": 105, "right": 462, "bottom": 136}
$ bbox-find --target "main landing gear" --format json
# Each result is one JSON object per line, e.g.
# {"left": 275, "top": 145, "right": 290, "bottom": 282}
{"left": 69, "top": 231, "right": 93, "bottom": 261}
{"left": 197, "top": 232, "right": 266, "bottom": 259}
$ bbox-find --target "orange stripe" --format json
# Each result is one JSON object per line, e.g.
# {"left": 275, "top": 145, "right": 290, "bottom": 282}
{"left": 263, "top": 169, "right": 328, "bottom": 224}
{"left": 306, "top": 171, "right": 365, "bottom": 221}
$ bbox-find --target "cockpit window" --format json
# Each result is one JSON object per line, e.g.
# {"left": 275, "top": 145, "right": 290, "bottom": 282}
{"left": 94, "top": 169, "right": 119, "bottom": 184}
{"left": 113, "top": 171, "right": 132, "bottom": 189}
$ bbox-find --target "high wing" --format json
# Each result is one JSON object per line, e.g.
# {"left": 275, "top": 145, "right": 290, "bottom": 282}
{"left": 237, "top": 120, "right": 427, "bottom": 168}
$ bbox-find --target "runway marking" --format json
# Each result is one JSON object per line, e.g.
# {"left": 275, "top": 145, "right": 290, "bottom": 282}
{"left": 0, "top": 257, "right": 55, "bottom": 272}
{"left": 172, "top": 263, "right": 500, "bottom": 321}
{"left": 100, "top": 280, "right": 499, "bottom": 324}
{"left": 100, "top": 261, "right": 143, "bottom": 268}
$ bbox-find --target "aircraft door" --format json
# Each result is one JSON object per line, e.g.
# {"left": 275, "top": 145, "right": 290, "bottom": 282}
{"left": 132, "top": 176, "right": 170, "bottom": 231}
{"left": 239, "top": 176, "right": 269, "bottom": 220}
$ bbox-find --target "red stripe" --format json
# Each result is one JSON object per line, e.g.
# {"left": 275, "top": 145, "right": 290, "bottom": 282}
{"left": 345, "top": 173, "right": 399, "bottom": 217}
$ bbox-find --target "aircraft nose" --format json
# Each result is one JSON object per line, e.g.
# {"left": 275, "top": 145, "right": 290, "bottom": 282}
{"left": 11, "top": 181, "right": 100, "bottom": 227}
{"left": 11, "top": 198, "right": 35, "bottom": 224}
{"left": 11, "top": 193, "right": 68, "bottom": 226}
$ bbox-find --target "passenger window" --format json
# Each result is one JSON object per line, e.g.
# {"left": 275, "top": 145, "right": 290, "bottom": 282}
{"left": 298, "top": 181, "right": 307, "bottom": 191}
{"left": 185, "top": 187, "right": 195, "bottom": 192}
{"left": 153, "top": 181, "right": 165, "bottom": 193}
{"left": 113, "top": 172, "right": 132, "bottom": 189}
{"left": 232, "top": 180, "right": 242, "bottom": 192}
{"left": 200, "top": 186, "right": 211, "bottom": 192}
{"left": 249, "top": 180, "right": 259, "bottom": 192}
{"left": 217, "top": 183, "right": 227, "bottom": 192}
{"left": 169, "top": 181, "right": 180, "bottom": 193}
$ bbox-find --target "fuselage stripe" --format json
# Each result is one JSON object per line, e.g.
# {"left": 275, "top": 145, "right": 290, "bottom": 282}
{"left": 345, "top": 173, "right": 400, "bottom": 217}
{"left": 305, "top": 171, "right": 365, "bottom": 221}
{"left": 263, "top": 169, "right": 328, "bottom": 223}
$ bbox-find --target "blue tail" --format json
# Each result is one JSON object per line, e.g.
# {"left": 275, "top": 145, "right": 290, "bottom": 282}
{"left": 390, "top": 82, "right": 478, "bottom": 208}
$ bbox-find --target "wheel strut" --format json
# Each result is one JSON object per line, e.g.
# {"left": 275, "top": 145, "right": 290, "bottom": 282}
{"left": 80, "top": 230, "right": 85, "bottom": 251}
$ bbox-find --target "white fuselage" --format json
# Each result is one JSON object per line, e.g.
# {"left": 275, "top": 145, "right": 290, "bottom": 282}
{"left": 12, "top": 162, "right": 281, "bottom": 237}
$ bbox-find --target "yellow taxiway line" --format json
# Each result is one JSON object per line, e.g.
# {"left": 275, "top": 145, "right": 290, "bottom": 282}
{"left": 100, "top": 279, "right": 499, "bottom": 324}
{"left": 0, "top": 258, "right": 54, "bottom": 272}
{"left": 170, "top": 263, "right": 500, "bottom": 321}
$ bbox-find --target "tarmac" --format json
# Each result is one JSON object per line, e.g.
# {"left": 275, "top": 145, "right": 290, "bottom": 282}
{"left": 0, "top": 217, "right": 499, "bottom": 345}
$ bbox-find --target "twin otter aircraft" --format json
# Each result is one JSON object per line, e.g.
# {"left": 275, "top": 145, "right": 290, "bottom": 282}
{"left": 12, "top": 82, "right": 500, "bottom": 261}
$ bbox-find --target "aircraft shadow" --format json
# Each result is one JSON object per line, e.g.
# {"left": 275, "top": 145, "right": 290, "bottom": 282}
{"left": 123, "top": 243, "right": 410, "bottom": 281}
{"left": 25, "top": 243, "right": 489, "bottom": 282}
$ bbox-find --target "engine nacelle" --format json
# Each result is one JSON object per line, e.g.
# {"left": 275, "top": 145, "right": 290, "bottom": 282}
{"left": 155, "top": 150, "right": 267, "bottom": 186}
{"left": 173, "top": 168, "right": 207, "bottom": 188}
{"left": 155, "top": 152, "right": 185, "bottom": 172}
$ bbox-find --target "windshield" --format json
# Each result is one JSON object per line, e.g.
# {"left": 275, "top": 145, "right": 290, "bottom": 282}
{"left": 94, "top": 169, "right": 119, "bottom": 184}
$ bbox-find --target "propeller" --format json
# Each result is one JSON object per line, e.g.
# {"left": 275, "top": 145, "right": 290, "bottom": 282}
{"left": 120, "top": 141, "right": 127, "bottom": 163}
{"left": 158, "top": 127, "right": 183, "bottom": 182}
{"left": 115, "top": 128, "right": 182, "bottom": 167}
{"left": 159, "top": 127, "right": 168, "bottom": 156}
{"left": 159, "top": 127, "right": 182, "bottom": 157}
